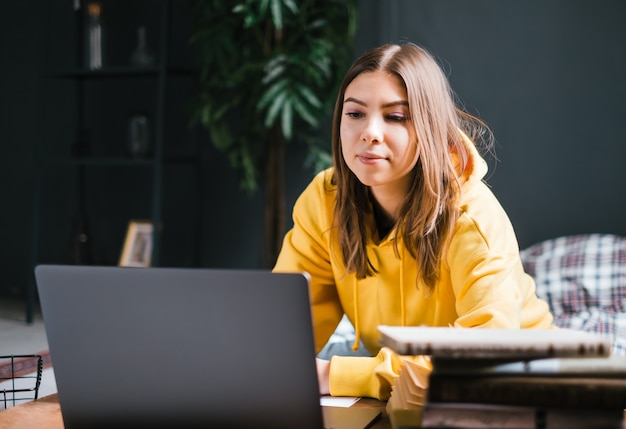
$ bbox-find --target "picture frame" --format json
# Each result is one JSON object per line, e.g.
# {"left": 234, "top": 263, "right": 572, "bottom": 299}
{"left": 118, "top": 220, "right": 153, "bottom": 267}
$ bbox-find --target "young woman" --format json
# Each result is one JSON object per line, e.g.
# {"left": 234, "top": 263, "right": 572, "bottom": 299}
{"left": 273, "top": 42, "right": 554, "bottom": 400}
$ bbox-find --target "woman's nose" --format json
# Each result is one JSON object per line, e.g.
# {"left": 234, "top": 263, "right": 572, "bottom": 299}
{"left": 361, "top": 117, "right": 383, "bottom": 143}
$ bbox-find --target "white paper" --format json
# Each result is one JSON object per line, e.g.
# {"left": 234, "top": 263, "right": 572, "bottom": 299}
{"left": 320, "top": 396, "right": 360, "bottom": 407}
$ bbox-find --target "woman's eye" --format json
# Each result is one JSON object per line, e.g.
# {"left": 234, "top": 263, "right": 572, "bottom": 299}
{"left": 345, "top": 112, "right": 364, "bottom": 119}
{"left": 387, "top": 114, "right": 407, "bottom": 122}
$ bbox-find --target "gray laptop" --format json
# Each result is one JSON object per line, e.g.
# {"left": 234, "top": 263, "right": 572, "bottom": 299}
{"left": 35, "top": 265, "right": 380, "bottom": 429}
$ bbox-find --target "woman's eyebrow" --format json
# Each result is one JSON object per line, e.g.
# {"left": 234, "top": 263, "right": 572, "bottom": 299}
{"left": 343, "top": 97, "right": 408, "bottom": 108}
{"left": 383, "top": 100, "right": 409, "bottom": 108}
{"left": 344, "top": 96, "right": 366, "bottom": 106}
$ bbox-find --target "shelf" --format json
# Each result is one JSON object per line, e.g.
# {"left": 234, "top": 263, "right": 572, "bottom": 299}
{"left": 39, "top": 155, "right": 198, "bottom": 166}
{"left": 28, "top": 0, "right": 201, "bottom": 326}
{"left": 40, "top": 157, "right": 156, "bottom": 166}
{"left": 47, "top": 66, "right": 195, "bottom": 79}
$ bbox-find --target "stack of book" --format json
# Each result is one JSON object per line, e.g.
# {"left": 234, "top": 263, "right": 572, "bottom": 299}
{"left": 378, "top": 326, "right": 626, "bottom": 429}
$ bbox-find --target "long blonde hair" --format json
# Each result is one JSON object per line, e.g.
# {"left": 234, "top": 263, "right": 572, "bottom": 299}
{"left": 331, "top": 42, "right": 492, "bottom": 289}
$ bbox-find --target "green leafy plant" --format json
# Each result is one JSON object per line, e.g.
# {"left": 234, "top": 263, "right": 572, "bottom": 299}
{"left": 190, "top": 0, "right": 358, "bottom": 267}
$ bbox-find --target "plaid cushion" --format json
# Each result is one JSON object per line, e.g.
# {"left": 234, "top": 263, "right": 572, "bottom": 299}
{"left": 520, "top": 234, "right": 626, "bottom": 356}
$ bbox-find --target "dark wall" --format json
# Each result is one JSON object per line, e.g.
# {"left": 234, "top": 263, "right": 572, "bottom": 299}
{"left": 1, "top": 0, "right": 625, "bottom": 300}
{"left": 1, "top": 1, "right": 46, "bottom": 297}
{"left": 354, "top": 0, "right": 626, "bottom": 248}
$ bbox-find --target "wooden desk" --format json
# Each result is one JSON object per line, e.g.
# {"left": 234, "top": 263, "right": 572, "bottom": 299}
{"left": 0, "top": 394, "right": 63, "bottom": 429}
{"left": 0, "top": 394, "right": 391, "bottom": 429}
{"left": 4, "top": 395, "right": 625, "bottom": 429}
{"left": 353, "top": 397, "right": 391, "bottom": 429}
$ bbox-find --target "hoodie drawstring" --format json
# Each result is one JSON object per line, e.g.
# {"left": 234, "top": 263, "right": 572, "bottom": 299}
{"left": 351, "top": 277, "right": 361, "bottom": 351}
{"left": 400, "top": 245, "right": 406, "bottom": 327}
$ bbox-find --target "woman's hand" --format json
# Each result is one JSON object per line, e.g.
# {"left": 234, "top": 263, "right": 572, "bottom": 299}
{"left": 316, "top": 357, "right": 330, "bottom": 395}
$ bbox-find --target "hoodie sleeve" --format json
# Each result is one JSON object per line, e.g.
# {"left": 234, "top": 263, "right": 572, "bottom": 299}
{"left": 273, "top": 170, "right": 345, "bottom": 352}
{"left": 329, "top": 348, "right": 432, "bottom": 400}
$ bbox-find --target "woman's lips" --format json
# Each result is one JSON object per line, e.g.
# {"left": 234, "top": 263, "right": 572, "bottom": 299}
{"left": 357, "top": 153, "right": 386, "bottom": 164}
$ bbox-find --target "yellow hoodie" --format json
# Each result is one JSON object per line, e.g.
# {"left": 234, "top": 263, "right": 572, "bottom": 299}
{"left": 273, "top": 139, "right": 554, "bottom": 400}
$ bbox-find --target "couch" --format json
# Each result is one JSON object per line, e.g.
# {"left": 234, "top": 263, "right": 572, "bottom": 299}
{"left": 521, "top": 233, "right": 626, "bottom": 356}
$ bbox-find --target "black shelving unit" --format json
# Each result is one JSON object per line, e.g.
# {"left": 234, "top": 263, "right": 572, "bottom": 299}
{"left": 28, "top": 0, "right": 201, "bottom": 323}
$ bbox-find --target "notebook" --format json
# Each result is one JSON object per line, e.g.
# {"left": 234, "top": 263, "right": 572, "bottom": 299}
{"left": 35, "top": 265, "right": 380, "bottom": 429}
{"left": 377, "top": 325, "right": 612, "bottom": 359}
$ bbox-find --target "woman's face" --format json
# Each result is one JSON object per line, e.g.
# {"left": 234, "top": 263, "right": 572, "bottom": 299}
{"left": 340, "top": 70, "right": 418, "bottom": 197}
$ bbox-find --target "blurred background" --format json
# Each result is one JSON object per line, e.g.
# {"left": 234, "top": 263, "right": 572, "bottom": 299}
{"left": 1, "top": 0, "right": 625, "bottom": 319}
